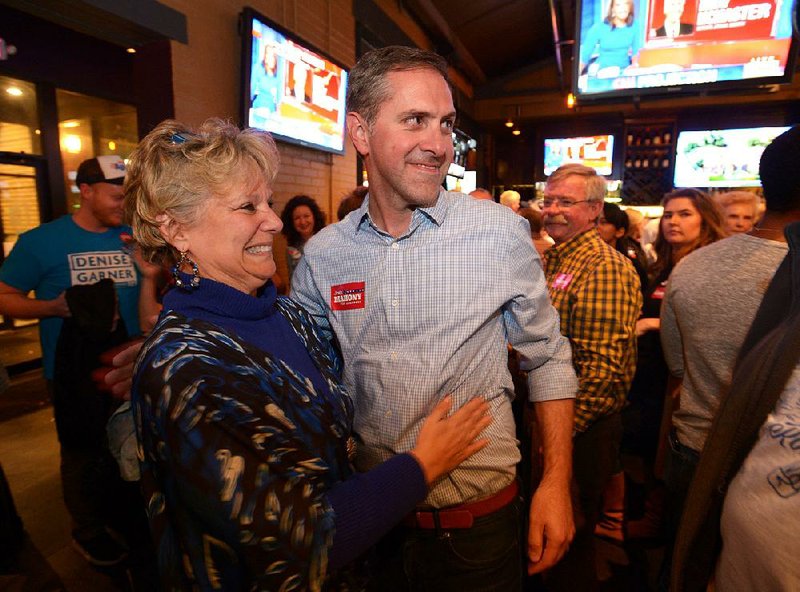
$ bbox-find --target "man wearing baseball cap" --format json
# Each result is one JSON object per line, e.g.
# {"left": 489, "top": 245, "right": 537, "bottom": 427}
{"left": 0, "top": 155, "right": 150, "bottom": 567}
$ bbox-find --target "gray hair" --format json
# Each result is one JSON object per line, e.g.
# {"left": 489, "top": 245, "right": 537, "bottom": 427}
{"left": 546, "top": 163, "right": 607, "bottom": 202}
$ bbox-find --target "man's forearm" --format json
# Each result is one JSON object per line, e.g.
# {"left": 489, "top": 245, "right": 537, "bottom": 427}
{"left": 533, "top": 398, "right": 574, "bottom": 485}
{"left": 0, "top": 292, "right": 62, "bottom": 319}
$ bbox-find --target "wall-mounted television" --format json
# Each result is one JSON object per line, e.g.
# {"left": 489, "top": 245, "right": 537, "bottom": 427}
{"left": 673, "top": 125, "right": 790, "bottom": 187}
{"left": 544, "top": 134, "right": 616, "bottom": 176}
{"left": 240, "top": 8, "right": 349, "bottom": 154}
{"left": 574, "top": 0, "right": 797, "bottom": 100}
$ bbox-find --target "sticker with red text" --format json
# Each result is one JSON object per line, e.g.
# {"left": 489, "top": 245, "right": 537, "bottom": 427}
{"left": 331, "top": 282, "right": 366, "bottom": 310}
{"left": 551, "top": 273, "right": 574, "bottom": 291}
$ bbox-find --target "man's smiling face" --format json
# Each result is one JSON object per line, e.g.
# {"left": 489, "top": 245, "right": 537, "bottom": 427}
{"left": 355, "top": 67, "right": 456, "bottom": 211}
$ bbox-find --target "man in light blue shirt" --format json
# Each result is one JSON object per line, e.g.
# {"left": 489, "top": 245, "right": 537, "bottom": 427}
{"left": 291, "top": 46, "right": 578, "bottom": 591}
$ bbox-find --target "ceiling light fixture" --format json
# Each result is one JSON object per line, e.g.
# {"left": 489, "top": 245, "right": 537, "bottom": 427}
{"left": 61, "top": 135, "right": 82, "bottom": 154}
{"left": 127, "top": 48, "right": 136, "bottom": 54}
{"left": 505, "top": 118, "right": 514, "bottom": 128}
{"left": 512, "top": 129, "right": 521, "bottom": 136}
{"left": 6, "top": 86, "right": 22, "bottom": 96}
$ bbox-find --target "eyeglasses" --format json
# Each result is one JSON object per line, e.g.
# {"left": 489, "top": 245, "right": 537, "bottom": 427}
{"left": 536, "top": 197, "right": 591, "bottom": 209}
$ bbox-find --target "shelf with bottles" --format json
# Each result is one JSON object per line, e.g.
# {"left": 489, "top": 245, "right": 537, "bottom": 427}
{"left": 624, "top": 151, "right": 673, "bottom": 171}
{"left": 624, "top": 127, "right": 674, "bottom": 149}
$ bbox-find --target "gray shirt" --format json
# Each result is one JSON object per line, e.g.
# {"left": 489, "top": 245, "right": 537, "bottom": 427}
{"left": 661, "top": 233, "right": 787, "bottom": 452}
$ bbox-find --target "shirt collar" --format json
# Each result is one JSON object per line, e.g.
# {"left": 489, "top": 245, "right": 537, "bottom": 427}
{"left": 354, "top": 189, "right": 450, "bottom": 239}
{"left": 546, "top": 228, "right": 601, "bottom": 264}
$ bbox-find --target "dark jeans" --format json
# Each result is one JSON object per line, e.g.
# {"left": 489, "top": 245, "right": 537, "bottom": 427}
{"left": 545, "top": 412, "right": 622, "bottom": 591}
{"left": 48, "top": 381, "right": 143, "bottom": 545}
{"left": 60, "top": 445, "right": 120, "bottom": 541}
{"left": 367, "top": 496, "right": 523, "bottom": 592}
{"left": 47, "top": 379, "right": 117, "bottom": 542}
{"left": 659, "top": 430, "right": 700, "bottom": 591}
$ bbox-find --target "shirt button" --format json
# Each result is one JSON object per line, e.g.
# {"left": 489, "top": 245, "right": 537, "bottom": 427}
{"left": 391, "top": 242, "right": 399, "bottom": 250}
{"left": 391, "top": 351, "right": 397, "bottom": 359}
{"left": 391, "top": 299, "right": 399, "bottom": 307}
{"left": 386, "top": 411, "right": 392, "bottom": 417}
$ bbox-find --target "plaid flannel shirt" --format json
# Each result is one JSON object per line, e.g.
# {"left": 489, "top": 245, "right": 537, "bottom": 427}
{"left": 544, "top": 229, "right": 642, "bottom": 433}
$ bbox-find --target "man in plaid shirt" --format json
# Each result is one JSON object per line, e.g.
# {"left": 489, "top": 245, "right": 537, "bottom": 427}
{"left": 539, "top": 163, "right": 641, "bottom": 589}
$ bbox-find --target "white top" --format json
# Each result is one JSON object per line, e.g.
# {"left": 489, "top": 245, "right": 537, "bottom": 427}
{"left": 716, "top": 364, "right": 800, "bottom": 591}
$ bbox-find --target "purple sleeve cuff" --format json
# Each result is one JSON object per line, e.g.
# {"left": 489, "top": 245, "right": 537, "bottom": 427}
{"left": 325, "top": 453, "right": 427, "bottom": 569}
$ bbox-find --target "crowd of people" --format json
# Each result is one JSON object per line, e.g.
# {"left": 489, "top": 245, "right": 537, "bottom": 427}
{"left": 0, "top": 44, "right": 798, "bottom": 592}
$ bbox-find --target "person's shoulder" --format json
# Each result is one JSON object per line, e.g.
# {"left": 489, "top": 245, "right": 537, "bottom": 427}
{"left": 109, "top": 224, "right": 133, "bottom": 238}
{"left": 669, "top": 237, "right": 741, "bottom": 284}
{"left": 444, "top": 191, "right": 523, "bottom": 226}
{"left": 303, "top": 219, "right": 353, "bottom": 255}
{"left": 682, "top": 234, "right": 778, "bottom": 268}
{"left": 18, "top": 215, "right": 72, "bottom": 239}
{"left": 141, "top": 312, "right": 246, "bottom": 368}
{"left": 598, "top": 239, "right": 638, "bottom": 275}
{"left": 577, "top": 236, "right": 639, "bottom": 286}
{"left": 275, "top": 295, "right": 310, "bottom": 322}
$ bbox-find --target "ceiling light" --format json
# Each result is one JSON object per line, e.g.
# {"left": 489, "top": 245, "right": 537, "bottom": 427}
{"left": 512, "top": 129, "right": 521, "bottom": 136}
{"left": 61, "top": 120, "right": 80, "bottom": 128}
{"left": 6, "top": 87, "right": 22, "bottom": 96}
{"left": 505, "top": 118, "right": 514, "bottom": 128}
{"left": 126, "top": 47, "right": 136, "bottom": 54}
{"left": 61, "top": 134, "right": 82, "bottom": 153}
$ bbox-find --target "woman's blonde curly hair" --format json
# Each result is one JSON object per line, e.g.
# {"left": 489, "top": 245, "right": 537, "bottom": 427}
{"left": 124, "top": 118, "right": 279, "bottom": 264}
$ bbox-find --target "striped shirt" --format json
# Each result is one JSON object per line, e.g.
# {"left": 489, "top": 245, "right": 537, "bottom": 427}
{"left": 544, "top": 229, "right": 641, "bottom": 433}
{"left": 291, "top": 191, "right": 577, "bottom": 507}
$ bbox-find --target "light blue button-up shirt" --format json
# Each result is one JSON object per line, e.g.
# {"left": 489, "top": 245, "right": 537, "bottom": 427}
{"left": 291, "top": 190, "right": 577, "bottom": 507}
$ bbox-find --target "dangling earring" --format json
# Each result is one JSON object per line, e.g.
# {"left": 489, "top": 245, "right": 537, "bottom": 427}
{"left": 172, "top": 251, "right": 200, "bottom": 290}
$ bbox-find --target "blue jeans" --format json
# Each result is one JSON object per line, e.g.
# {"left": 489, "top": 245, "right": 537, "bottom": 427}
{"left": 367, "top": 497, "right": 523, "bottom": 592}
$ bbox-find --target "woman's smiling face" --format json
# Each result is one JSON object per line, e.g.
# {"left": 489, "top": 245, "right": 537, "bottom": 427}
{"left": 175, "top": 176, "right": 283, "bottom": 295}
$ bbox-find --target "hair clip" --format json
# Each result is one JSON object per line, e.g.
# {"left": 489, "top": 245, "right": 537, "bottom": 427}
{"left": 170, "top": 132, "right": 189, "bottom": 145}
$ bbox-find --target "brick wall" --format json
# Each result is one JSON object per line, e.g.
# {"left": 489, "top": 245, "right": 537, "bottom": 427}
{"left": 160, "top": 0, "right": 357, "bottom": 283}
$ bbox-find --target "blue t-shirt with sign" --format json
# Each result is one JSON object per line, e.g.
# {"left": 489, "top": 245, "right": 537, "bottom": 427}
{"left": 0, "top": 215, "right": 141, "bottom": 379}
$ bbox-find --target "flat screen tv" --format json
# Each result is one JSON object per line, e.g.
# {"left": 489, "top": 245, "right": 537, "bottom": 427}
{"left": 544, "top": 134, "right": 616, "bottom": 176}
{"left": 241, "top": 8, "right": 349, "bottom": 154}
{"left": 574, "top": 0, "right": 797, "bottom": 100}
{"left": 673, "top": 125, "right": 790, "bottom": 187}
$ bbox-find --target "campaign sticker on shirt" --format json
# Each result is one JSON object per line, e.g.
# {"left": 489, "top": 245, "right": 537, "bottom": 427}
{"left": 331, "top": 282, "right": 365, "bottom": 310}
{"left": 651, "top": 281, "right": 667, "bottom": 300}
{"left": 551, "top": 273, "right": 574, "bottom": 291}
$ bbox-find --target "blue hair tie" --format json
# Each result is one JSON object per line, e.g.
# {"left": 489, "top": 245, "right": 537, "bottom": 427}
{"left": 170, "top": 132, "right": 189, "bottom": 144}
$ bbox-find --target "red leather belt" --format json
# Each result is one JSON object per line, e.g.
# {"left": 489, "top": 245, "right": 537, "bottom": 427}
{"left": 403, "top": 480, "right": 519, "bottom": 530}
